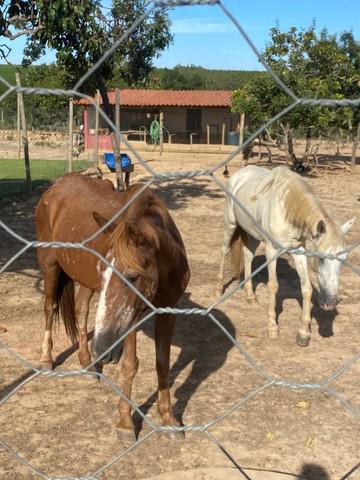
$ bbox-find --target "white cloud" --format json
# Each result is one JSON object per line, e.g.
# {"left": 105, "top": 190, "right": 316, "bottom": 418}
{"left": 172, "top": 19, "right": 237, "bottom": 34}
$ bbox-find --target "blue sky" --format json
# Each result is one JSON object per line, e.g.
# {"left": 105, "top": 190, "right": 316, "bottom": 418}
{"left": 2, "top": 0, "right": 360, "bottom": 71}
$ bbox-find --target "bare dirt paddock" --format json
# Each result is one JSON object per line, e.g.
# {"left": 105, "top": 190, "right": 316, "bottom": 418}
{"left": 0, "top": 147, "right": 360, "bottom": 480}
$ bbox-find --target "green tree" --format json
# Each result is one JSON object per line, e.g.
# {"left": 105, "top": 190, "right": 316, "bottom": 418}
{"left": 232, "top": 25, "right": 360, "bottom": 167}
{"left": 155, "top": 65, "right": 205, "bottom": 90}
{"left": 0, "top": 0, "right": 172, "bottom": 125}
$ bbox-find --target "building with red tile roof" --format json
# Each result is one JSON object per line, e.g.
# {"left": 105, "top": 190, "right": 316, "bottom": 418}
{"left": 79, "top": 89, "right": 233, "bottom": 108}
{"left": 81, "top": 89, "right": 240, "bottom": 150}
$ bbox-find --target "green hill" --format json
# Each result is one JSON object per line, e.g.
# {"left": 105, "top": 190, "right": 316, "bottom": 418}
{"left": 0, "top": 63, "right": 260, "bottom": 91}
{"left": 151, "top": 66, "right": 259, "bottom": 90}
{"left": 0, "top": 64, "right": 22, "bottom": 86}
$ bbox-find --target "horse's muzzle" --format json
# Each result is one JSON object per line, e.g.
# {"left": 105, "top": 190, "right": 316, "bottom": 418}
{"left": 320, "top": 297, "right": 341, "bottom": 311}
{"left": 91, "top": 329, "right": 123, "bottom": 365}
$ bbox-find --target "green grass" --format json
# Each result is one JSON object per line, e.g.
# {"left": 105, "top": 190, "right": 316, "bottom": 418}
{"left": 0, "top": 159, "right": 94, "bottom": 200}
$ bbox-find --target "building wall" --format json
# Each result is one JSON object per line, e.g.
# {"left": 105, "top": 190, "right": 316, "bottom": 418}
{"left": 84, "top": 105, "right": 241, "bottom": 147}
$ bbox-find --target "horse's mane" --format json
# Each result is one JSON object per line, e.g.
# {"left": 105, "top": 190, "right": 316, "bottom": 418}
{"left": 109, "top": 187, "right": 182, "bottom": 276}
{"left": 274, "top": 167, "right": 331, "bottom": 236}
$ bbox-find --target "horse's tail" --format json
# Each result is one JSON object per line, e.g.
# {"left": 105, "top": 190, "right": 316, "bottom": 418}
{"left": 230, "top": 226, "right": 245, "bottom": 280}
{"left": 54, "top": 269, "right": 78, "bottom": 345}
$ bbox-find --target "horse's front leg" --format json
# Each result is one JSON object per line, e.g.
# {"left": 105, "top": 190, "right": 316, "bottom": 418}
{"left": 292, "top": 253, "right": 312, "bottom": 347}
{"left": 155, "top": 313, "right": 182, "bottom": 439}
{"left": 265, "top": 243, "right": 279, "bottom": 339}
{"left": 117, "top": 330, "right": 138, "bottom": 441}
{"left": 75, "top": 286, "right": 94, "bottom": 367}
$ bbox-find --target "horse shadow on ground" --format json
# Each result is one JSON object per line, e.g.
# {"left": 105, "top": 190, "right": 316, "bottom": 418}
{"left": 246, "top": 255, "right": 337, "bottom": 339}
{"left": 133, "top": 292, "right": 236, "bottom": 436}
{"left": 152, "top": 177, "right": 224, "bottom": 211}
{"left": 0, "top": 331, "right": 94, "bottom": 402}
{"left": 297, "top": 464, "right": 330, "bottom": 480}
{"left": 0, "top": 293, "right": 235, "bottom": 436}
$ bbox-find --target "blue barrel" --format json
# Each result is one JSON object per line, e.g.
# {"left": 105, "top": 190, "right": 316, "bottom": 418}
{"left": 227, "top": 132, "right": 240, "bottom": 145}
{"left": 103, "top": 153, "right": 131, "bottom": 172}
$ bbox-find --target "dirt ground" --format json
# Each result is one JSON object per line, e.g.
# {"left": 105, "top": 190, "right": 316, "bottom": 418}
{"left": 0, "top": 141, "right": 360, "bottom": 480}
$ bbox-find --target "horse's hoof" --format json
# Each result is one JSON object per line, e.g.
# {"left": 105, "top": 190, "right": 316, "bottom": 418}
{"left": 246, "top": 296, "right": 258, "bottom": 305}
{"left": 117, "top": 428, "right": 136, "bottom": 443}
{"left": 38, "top": 360, "right": 54, "bottom": 371}
{"left": 267, "top": 327, "right": 279, "bottom": 339}
{"left": 164, "top": 429, "right": 185, "bottom": 441}
{"left": 214, "top": 287, "right": 224, "bottom": 298}
{"left": 78, "top": 354, "right": 92, "bottom": 369}
{"left": 296, "top": 333, "right": 310, "bottom": 347}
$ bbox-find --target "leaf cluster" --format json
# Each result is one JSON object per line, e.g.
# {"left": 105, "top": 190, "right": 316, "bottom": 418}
{"left": 232, "top": 25, "right": 360, "bottom": 136}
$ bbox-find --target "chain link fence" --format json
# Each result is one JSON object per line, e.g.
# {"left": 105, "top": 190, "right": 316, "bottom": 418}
{"left": 0, "top": 0, "right": 359, "bottom": 479}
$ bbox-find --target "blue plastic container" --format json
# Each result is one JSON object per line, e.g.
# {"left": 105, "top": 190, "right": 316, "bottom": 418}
{"left": 227, "top": 132, "right": 240, "bottom": 146}
{"left": 103, "top": 152, "right": 131, "bottom": 172}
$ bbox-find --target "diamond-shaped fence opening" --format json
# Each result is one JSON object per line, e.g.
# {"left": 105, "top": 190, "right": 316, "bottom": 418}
{"left": 0, "top": 0, "right": 360, "bottom": 479}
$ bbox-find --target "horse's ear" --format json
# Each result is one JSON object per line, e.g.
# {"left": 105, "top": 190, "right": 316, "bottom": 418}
{"left": 92, "top": 212, "right": 117, "bottom": 236}
{"left": 125, "top": 219, "right": 160, "bottom": 249}
{"left": 312, "top": 219, "right": 326, "bottom": 242}
{"left": 340, "top": 217, "right": 355, "bottom": 234}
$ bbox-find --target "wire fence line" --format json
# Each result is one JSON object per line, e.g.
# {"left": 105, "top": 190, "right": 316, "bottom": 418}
{"left": 0, "top": 0, "right": 359, "bottom": 479}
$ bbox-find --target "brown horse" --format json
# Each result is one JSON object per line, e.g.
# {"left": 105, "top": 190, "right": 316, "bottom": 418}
{"left": 35, "top": 173, "right": 190, "bottom": 440}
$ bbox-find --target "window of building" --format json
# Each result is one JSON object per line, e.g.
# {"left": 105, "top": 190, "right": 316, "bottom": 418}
{"left": 186, "top": 109, "right": 202, "bottom": 132}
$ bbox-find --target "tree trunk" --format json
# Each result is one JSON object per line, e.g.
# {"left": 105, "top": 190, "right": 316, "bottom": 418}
{"left": 351, "top": 123, "right": 360, "bottom": 169}
{"left": 304, "top": 127, "right": 312, "bottom": 158}
{"left": 335, "top": 130, "right": 341, "bottom": 156}
{"left": 280, "top": 122, "right": 297, "bottom": 165}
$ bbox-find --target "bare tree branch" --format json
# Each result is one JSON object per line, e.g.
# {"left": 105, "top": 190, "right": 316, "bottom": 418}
{"left": 2, "top": 24, "right": 43, "bottom": 40}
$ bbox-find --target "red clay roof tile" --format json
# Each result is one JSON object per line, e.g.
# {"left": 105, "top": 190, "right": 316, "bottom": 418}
{"left": 79, "top": 89, "right": 233, "bottom": 107}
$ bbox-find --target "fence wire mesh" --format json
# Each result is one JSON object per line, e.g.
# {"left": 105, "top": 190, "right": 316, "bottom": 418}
{"left": 0, "top": 0, "right": 359, "bottom": 479}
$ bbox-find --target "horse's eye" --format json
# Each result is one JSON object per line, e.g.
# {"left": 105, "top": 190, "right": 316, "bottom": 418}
{"left": 125, "top": 271, "right": 140, "bottom": 283}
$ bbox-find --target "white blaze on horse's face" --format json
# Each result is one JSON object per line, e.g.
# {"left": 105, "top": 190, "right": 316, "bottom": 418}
{"left": 92, "top": 251, "right": 158, "bottom": 365}
{"left": 315, "top": 218, "right": 354, "bottom": 311}
{"left": 92, "top": 255, "right": 138, "bottom": 365}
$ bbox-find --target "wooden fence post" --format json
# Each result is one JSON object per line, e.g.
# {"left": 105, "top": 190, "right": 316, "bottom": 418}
{"left": 159, "top": 111, "right": 164, "bottom": 155}
{"left": 68, "top": 97, "right": 74, "bottom": 172}
{"left": 94, "top": 89, "right": 100, "bottom": 167}
{"left": 221, "top": 123, "right": 225, "bottom": 146}
{"left": 17, "top": 91, "right": 21, "bottom": 160}
{"left": 114, "top": 88, "right": 124, "bottom": 191}
{"left": 239, "top": 112, "right": 245, "bottom": 161}
{"left": 15, "top": 72, "right": 31, "bottom": 194}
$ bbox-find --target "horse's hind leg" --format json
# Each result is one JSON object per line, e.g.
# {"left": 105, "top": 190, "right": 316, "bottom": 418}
{"left": 75, "top": 286, "right": 94, "bottom": 367}
{"left": 215, "top": 207, "right": 238, "bottom": 297}
{"left": 155, "top": 313, "right": 182, "bottom": 439}
{"left": 39, "top": 258, "right": 60, "bottom": 369}
{"left": 243, "top": 235, "right": 260, "bottom": 304}
{"left": 117, "top": 330, "right": 138, "bottom": 442}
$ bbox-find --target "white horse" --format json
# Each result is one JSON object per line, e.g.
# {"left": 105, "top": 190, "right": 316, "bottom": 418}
{"left": 216, "top": 165, "right": 355, "bottom": 347}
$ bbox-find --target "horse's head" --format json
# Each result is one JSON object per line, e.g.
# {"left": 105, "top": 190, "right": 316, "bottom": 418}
{"left": 311, "top": 217, "right": 355, "bottom": 310}
{"left": 91, "top": 211, "right": 160, "bottom": 365}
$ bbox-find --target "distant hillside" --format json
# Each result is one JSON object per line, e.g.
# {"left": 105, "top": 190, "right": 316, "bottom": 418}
{"left": 0, "top": 63, "right": 260, "bottom": 92}
{"left": 150, "top": 66, "right": 260, "bottom": 90}
{"left": 0, "top": 64, "right": 20, "bottom": 86}
{"left": 0, "top": 63, "right": 259, "bottom": 130}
